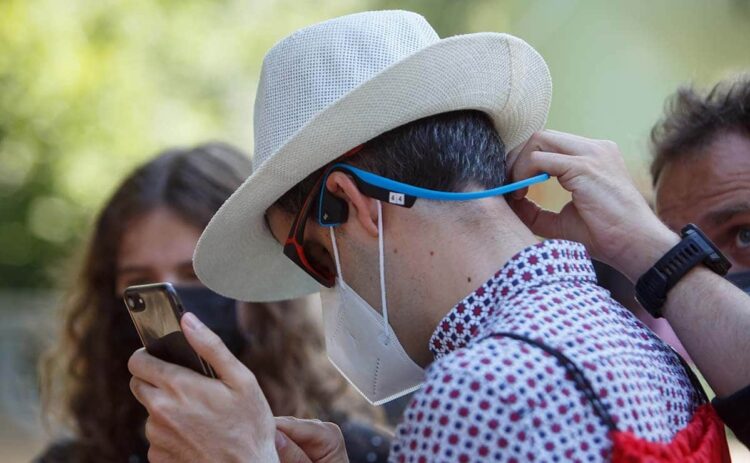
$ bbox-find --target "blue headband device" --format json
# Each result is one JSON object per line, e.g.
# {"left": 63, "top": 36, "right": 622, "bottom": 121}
{"left": 317, "top": 163, "right": 549, "bottom": 227}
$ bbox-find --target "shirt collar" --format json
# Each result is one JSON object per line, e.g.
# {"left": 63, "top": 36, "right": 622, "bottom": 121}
{"left": 427, "top": 240, "right": 597, "bottom": 359}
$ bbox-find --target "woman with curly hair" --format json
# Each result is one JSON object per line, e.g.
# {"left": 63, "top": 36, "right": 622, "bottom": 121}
{"left": 36, "top": 143, "right": 391, "bottom": 463}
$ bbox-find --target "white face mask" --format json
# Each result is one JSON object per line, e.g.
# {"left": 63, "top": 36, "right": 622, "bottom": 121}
{"left": 320, "top": 200, "right": 424, "bottom": 405}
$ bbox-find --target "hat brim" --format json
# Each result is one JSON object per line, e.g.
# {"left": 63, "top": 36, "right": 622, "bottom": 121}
{"left": 194, "top": 32, "right": 552, "bottom": 302}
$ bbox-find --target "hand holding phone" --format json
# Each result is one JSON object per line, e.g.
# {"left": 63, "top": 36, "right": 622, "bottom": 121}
{"left": 123, "top": 282, "right": 215, "bottom": 377}
{"left": 127, "top": 309, "right": 280, "bottom": 463}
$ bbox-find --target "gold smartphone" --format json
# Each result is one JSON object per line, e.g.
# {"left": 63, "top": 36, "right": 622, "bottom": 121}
{"left": 123, "top": 283, "right": 215, "bottom": 377}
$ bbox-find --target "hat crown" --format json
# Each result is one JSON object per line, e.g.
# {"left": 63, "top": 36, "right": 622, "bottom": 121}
{"left": 253, "top": 10, "right": 439, "bottom": 170}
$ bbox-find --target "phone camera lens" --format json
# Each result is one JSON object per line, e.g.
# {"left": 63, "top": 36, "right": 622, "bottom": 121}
{"left": 126, "top": 295, "right": 146, "bottom": 311}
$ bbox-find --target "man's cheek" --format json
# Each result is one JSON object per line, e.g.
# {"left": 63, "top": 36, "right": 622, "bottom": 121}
{"left": 728, "top": 254, "right": 750, "bottom": 272}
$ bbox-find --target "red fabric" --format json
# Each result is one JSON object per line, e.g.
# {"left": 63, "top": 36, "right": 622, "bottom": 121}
{"left": 611, "top": 404, "right": 731, "bottom": 462}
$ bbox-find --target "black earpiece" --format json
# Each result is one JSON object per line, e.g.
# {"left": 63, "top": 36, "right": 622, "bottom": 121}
{"left": 316, "top": 165, "right": 416, "bottom": 227}
{"left": 317, "top": 185, "right": 349, "bottom": 226}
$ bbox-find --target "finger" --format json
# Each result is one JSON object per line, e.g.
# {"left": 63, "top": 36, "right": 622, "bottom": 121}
{"left": 275, "top": 430, "right": 313, "bottom": 463}
{"left": 147, "top": 446, "right": 172, "bottom": 463}
{"left": 517, "top": 130, "right": 599, "bottom": 160}
{"left": 510, "top": 186, "right": 528, "bottom": 200}
{"left": 181, "top": 312, "right": 247, "bottom": 385}
{"left": 144, "top": 417, "right": 157, "bottom": 443}
{"left": 144, "top": 418, "right": 180, "bottom": 458}
{"left": 511, "top": 150, "right": 578, "bottom": 185}
{"left": 128, "top": 347, "right": 185, "bottom": 389}
{"left": 275, "top": 417, "right": 347, "bottom": 461}
{"left": 509, "top": 197, "right": 563, "bottom": 240}
{"left": 129, "top": 376, "right": 162, "bottom": 409}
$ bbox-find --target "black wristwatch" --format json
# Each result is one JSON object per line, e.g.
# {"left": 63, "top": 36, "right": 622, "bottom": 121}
{"left": 635, "top": 224, "right": 731, "bottom": 318}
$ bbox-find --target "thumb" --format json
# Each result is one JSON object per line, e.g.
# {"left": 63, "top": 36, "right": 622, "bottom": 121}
{"left": 274, "top": 417, "right": 348, "bottom": 463}
{"left": 276, "top": 430, "right": 313, "bottom": 463}
{"left": 510, "top": 197, "right": 563, "bottom": 240}
{"left": 181, "top": 312, "right": 246, "bottom": 384}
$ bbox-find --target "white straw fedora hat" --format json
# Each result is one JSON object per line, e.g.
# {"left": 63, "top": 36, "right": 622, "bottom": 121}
{"left": 194, "top": 10, "right": 552, "bottom": 302}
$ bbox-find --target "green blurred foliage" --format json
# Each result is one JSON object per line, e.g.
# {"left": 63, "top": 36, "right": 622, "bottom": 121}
{"left": 0, "top": 0, "right": 362, "bottom": 288}
{"left": 1, "top": 0, "right": 748, "bottom": 290}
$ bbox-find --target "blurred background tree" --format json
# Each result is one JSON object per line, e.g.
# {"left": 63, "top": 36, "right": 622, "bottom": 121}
{"left": 0, "top": 0, "right": 359, "bottom": 288}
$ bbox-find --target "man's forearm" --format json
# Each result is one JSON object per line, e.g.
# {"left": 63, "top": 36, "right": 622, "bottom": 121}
{"left": 662, "top": 266, "right": 750, "bottom": 397}
{"left": 621, "top": 224, "right": 750, "bottom": 397}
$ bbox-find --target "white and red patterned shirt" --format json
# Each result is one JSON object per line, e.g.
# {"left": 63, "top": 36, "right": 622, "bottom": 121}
{"left": 390, "top": 240, "right": 702, "bottom": 463}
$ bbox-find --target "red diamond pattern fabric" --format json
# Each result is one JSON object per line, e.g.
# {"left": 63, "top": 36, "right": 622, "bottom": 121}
{"left": 389, "top": 240, "right": 702, "bottom": 462}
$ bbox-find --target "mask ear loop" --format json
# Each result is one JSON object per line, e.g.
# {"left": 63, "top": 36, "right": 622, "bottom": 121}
{"left": 329, "top": 227, "right": 343, "bottom": 279}
{"left": 329, "top": 202, "right": 391, "bottom": 342}
{"left": 376, "top": 200, "right": 390, "bottom": 342}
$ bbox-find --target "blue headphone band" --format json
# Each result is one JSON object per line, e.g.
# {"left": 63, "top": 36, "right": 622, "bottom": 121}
{"left": 317, "top": 163, "right": 550, "bottom": 226}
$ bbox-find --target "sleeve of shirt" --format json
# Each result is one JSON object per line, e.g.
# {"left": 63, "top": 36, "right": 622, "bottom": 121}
{"left": 712, "top": 384, "right": 750, "bottom": 448}
{"left": 390, "top": 336, "right": 606, "bottom": 463}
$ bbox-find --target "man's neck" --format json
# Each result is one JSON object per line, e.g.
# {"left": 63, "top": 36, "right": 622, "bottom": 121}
{"left": 395, "top": 198, "right": 539, "bottom": 365}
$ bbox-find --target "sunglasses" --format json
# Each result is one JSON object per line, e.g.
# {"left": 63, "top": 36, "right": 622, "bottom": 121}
{"left": 283, "top": 173, "right": 336, "bottom": 287}
{"left": 283, "top": 151, "right": 550, "bottom": 287}
{"left": 282, "top": 146, "right": 365, "bottom": 287}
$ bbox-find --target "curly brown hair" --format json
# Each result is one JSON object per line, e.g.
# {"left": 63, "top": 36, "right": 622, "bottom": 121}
{"left": 650, "top": 74, "right": 750, "bottom": 186}
{"left": 40, "top": 143, "right": 378, "bottom": 462}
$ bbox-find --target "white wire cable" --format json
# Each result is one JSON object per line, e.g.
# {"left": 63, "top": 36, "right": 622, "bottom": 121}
{"left": 330, "top": 227, "right": 343, "bottom": 279}
{"left": 377, "top": 200, "right": 390, "bottom": 341}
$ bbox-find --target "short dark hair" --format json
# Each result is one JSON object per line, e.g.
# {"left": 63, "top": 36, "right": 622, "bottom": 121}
{"left": 650, "top": 75, "right": 750, "bottom": 186}
{"left": 275, "top": 110, "right": 507, "bottom": 215}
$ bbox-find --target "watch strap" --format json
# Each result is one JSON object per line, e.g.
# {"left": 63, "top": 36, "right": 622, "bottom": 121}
{"left": 635, "top": 224, "right": 731, "bottom": 318}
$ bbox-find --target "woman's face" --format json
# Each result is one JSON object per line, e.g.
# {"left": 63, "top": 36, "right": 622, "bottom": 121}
{"left": 115, "top": 208, "right": 203, "bottom": 295}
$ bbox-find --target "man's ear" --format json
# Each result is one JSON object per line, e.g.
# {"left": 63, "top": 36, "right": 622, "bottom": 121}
{"left": 505, "top": 141, "right": 527, "bottom": 174}
{"left": 325, "top": 172, "right": 379, "bottom": 238}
